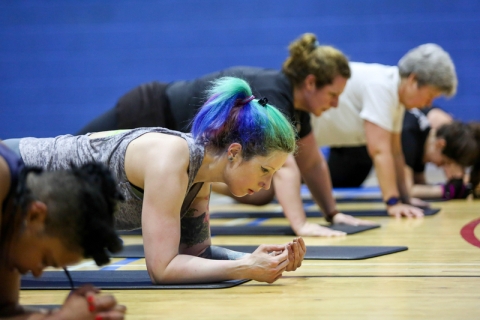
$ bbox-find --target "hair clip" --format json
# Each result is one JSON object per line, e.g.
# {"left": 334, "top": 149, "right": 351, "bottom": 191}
{"left": 258, "top": 97, "right": 268, "bottom": 107}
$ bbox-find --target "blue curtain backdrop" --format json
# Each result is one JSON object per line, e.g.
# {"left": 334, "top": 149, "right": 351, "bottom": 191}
{"left": 1, "top": 0, "right": 479, "bottom": 138}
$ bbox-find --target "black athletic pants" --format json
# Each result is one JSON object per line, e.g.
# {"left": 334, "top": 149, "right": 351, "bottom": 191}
{"left": 328, "top": 146, "right": 373, "bottom": 187}
{"left": 77, "top": 82, "right": 173, "bottom": 135}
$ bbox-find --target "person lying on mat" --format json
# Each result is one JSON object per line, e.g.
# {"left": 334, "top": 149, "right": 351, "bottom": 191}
{"left": 311, "top": 43, "right": 458, "bottom": 218}
{"left": 407, "top": 116, "right": 480, "bottom": 200}
{"left": 401, "top": 108, "right": 480, "bottom": 200}
{"left": 75, "top": 32, "right": 374, "bottom": 237}
{"left": 0, "top": 141, "right": 126, "bottom": 319}
{"left": 6, "top": 77, "right": 305, "bottom": 284}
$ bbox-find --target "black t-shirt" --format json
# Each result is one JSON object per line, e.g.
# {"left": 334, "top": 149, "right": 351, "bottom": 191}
{"left": 165, "top": 66, "right": 311, "bottom": 138}
{"left": 402, "top": 107, "right": 433, "bottom": 173}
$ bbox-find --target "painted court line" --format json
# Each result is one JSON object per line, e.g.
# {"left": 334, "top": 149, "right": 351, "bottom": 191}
{"left": 223, "top": 218, "right": 250, "bottom": 226}
{"left": 246, "top": 218, "right": 268, "bottom": 226}
{"left": 66, "top": 261, "right": 96, "bottom": 271}
{"left": 460, "top": 217, "right": 480, "bottom": 248}
{"left": 101, "top": 258, "right": 139, "bottom": 271}
{"left": 302, "top": 262, "right": 480, "bottom": 266}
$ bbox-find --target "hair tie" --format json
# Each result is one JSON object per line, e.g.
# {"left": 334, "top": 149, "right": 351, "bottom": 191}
{"left": 240, "top": 95, "right": 255, "bottom": 105}
{"left": 258, "top": 97, "right": 268, "bottom": 107}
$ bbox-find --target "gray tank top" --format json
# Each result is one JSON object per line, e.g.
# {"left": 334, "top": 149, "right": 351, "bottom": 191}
{"left": 19, "top": 127, "right": 205, "bottom": 230}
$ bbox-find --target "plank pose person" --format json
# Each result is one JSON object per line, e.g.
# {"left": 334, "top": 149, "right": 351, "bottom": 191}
{"left": 77, "top": 33, "right": 374, "bottom": 237}
{"left": 401, "top": 107, "right": 479, "bottom": 200}
{"left": 312, "top": 43, "right": 458, "bottom": 217}
{"left": 7, "top": 77, "right": 305, "bottom": 284}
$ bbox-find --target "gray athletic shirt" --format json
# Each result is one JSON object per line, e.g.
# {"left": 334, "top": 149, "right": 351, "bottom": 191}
{"left": 19, "top": 127, "right": 205, "bottom": 230}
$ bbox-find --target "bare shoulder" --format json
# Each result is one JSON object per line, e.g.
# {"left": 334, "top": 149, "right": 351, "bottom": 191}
{"left": 125, "top": 133, "right": 191, "bottom": 187}
{"left": 136, "top": 133, "right": 190, "bottom": 167}
{"left": 428, "top": 108, "right": 453, "bottom": 130}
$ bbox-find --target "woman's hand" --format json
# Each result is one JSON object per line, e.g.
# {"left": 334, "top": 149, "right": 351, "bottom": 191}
{"left": 285, "top": 238, "right": 306, "bottom": 271}
{"left": 332, "top": 213, "right": 377, "bottom": 226}
{"left": 410, "top": 197, "right": 431, "bottom": 208}
{"left": 387, "top": 203, "right": 424, "bottom": 218}
{"left": 57, "top": 285, "right": 126, "bottom": 320}
{"left": 243, "top": 244, "right": 290, "bottom": 283}
{"left": 295, "top": 221, "right": 346, "bottom": 237}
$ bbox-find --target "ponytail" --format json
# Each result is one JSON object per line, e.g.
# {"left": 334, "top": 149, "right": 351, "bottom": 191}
{"left": 192, "top": 77, "right": 297, "bottom": 160}
{"left": 72, "top": 162, "right": 124, "bottom": 266}
{"left": 282, "top": 33, "right": 350, "bottom": 88}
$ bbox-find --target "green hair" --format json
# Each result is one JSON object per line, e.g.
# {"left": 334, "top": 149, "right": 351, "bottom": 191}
{"left": 192, "top": 77, "right": 297, "bottom": 159}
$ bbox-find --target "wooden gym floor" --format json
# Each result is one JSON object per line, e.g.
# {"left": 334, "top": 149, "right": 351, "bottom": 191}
{"left": 20, "top": 194, "right": 480, "bottom": 319}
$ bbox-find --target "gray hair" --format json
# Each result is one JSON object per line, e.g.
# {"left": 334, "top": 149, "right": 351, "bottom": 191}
{"left": 398, "top": 43, "right": 457, "bottom": 96}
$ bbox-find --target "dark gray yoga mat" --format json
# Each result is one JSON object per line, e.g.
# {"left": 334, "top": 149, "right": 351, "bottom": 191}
{"left": 21, "top": 270, "right": 250, "bottom": 290}
{"left": 117, "top": 224, "right": 380, "bottom": 236}
{"left": 210, "top": 208, "right": 441, "bottom": 219}
{"left": 111, "top": 244, "right": 407, "bottom": 260}
{"left": 223, "top": 245, "right": 408, "bottom": 260}
{"left": 209, "top": 224, "right": 379, "bottom": 236}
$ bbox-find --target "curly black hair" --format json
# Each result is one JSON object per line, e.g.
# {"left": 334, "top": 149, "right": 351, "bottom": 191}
{"left": 3, "top": 162, "right": 124, "bottom": 266}
{"left": 70, "top": 162, "right": 124, "bottom": 265}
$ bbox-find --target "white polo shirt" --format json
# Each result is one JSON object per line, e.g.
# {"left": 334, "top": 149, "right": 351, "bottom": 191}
{"left": 312, "top": 62, "right": 405, "bottom": 147}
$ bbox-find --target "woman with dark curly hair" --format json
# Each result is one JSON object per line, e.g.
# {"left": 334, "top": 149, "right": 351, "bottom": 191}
{"left": 0, "top": 141, "right": 126, "bottom": 319}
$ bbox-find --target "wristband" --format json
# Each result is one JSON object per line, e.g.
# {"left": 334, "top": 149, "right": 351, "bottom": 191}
{"left": 385, "top": 196, "right": 400, "bottom": 206}
{"left": 325, "top": 209, "right": 339, "bottom": 223}
{"left": 442, "top": 178, "right": 472, "bottom": 199}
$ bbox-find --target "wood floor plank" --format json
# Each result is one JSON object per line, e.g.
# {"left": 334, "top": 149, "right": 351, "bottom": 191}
{"left": 20, "top": 199, "right": 480, "bottom": 319}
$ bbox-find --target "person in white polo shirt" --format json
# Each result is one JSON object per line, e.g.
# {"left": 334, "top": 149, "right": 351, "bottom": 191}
{"left": 312, "top": 44, "right": 457, "bottom": 217}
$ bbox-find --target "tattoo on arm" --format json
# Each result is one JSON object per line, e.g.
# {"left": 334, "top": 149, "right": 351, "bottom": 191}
{"left": 180, "top": 209, "right": 210, "bottom": 248}
{"left": 199, "top": 246, "right": 248, "bottom": 260}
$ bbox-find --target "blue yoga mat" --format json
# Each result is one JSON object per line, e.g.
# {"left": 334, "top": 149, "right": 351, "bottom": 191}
{"left": 302, "top": 185, "right": 383, "bottom": 202}
{"left": 300, "top": 185, "right": 446, "bottom": 203}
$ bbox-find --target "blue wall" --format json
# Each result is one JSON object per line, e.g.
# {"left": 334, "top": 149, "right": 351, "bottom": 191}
{"left": 1, "top": 0, "right": 479, "bottom": 138}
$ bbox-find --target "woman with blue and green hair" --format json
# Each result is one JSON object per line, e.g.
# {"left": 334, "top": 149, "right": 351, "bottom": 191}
{"left": 5, "top": 76, "right": 305, "bottom": 284}
{"left": 77, "top": 32, "right": 374, "bottom": 237}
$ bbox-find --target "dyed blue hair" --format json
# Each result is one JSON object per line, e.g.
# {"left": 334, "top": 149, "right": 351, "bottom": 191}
{"left": 191, "top": 77, "right": 296, "bottom": 160}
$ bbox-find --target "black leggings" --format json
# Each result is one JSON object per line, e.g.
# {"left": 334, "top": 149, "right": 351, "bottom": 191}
{"left": 76, "top": 107, "right": 118, "bottom": 135}
{"left": 328, "top": 146, "right": 373, "bottom": 187}
{"left": 76, "top": 81, "right": 173, "bottom": 135}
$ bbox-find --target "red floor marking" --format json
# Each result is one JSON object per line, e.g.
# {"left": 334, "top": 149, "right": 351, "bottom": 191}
{"left": 460, "top": 218, "right": 480, "bottom": 248}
